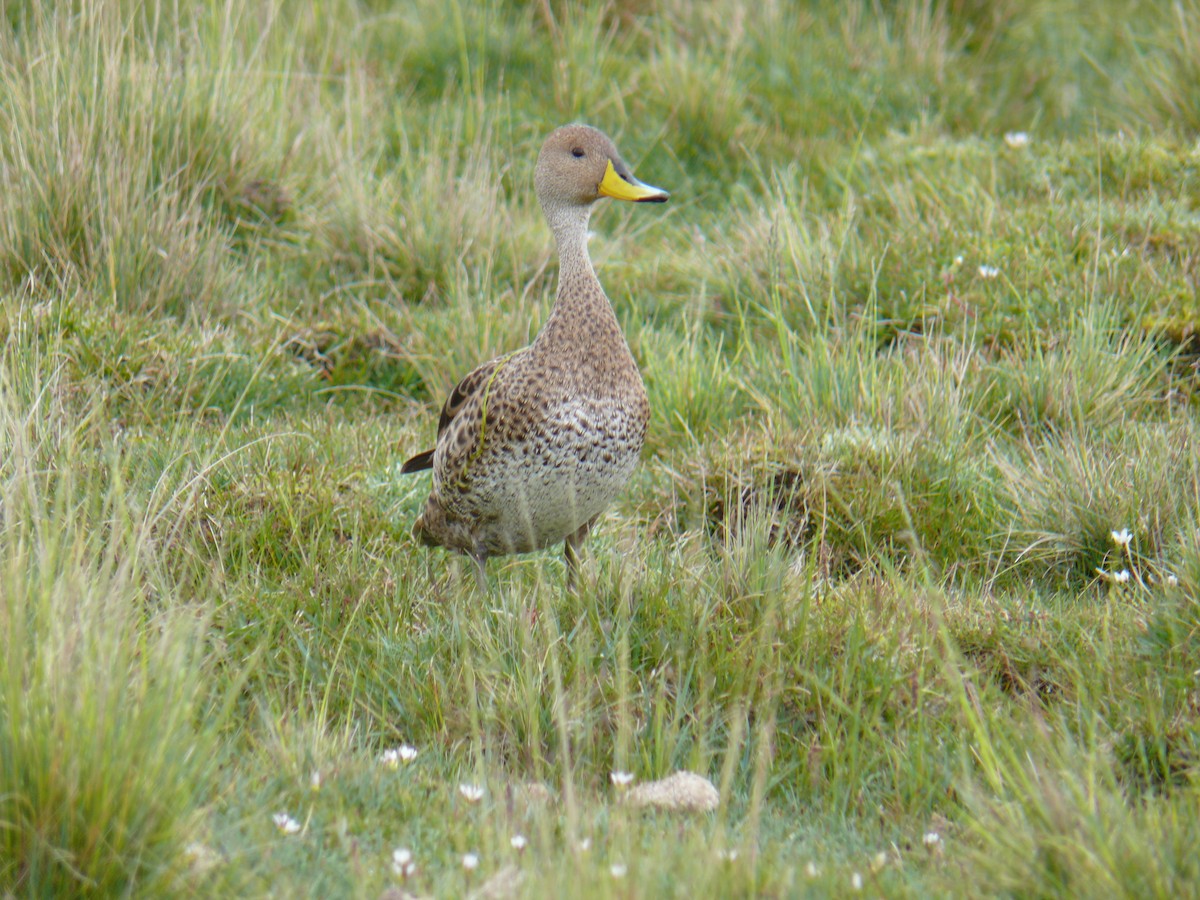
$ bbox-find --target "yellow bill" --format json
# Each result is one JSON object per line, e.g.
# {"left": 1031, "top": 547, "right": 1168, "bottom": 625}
{"left": 598, "top": 159, "right": 669, "bottom": 203}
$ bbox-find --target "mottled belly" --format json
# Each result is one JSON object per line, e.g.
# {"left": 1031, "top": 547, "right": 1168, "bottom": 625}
{"left": 468, "top": 400, "right": 646, "bottom": 554}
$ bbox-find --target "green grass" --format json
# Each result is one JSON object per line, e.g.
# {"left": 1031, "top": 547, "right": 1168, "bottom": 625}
{"left": 2, "top": 0, "right": 1200, "bottom": 896}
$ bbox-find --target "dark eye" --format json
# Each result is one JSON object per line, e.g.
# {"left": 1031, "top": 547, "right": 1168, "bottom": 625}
{"left": 571, "top": 147, "right": 585, "bottom": 158}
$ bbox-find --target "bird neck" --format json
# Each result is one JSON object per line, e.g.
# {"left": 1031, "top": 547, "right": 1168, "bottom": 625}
{"left": 539, "top": 202, "right": 625, "bottom": 349}
{"left": 546, "top": 202, "right": 596, "bottom": 286}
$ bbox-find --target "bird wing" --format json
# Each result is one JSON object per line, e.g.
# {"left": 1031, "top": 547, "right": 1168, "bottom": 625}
{"left": 399, "top": 357, "right": 505, "bottom": 474}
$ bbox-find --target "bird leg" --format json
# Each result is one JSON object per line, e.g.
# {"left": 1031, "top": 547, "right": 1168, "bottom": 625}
{"left": 470, "top": 545, "right": 488, "bottom": 592}
{"left": 563, "top": 519, "right": 594, "bottom": 593}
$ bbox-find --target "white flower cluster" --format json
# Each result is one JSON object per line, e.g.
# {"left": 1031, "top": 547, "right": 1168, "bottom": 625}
{"left": 379, "top": 744, "right": 419, "bottom": 769}
{"left": 272, "top": 812, "right": 301, "bottom": 835}
{"left": 392, "top": 847, "right": 416, "bottom": 879}
{"left": 458, "top": 783, "right": 485, "bottom": 803}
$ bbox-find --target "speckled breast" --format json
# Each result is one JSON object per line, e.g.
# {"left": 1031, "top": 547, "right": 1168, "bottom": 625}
{"left": 472, "top": 391, "right": 648, "bottom": 555}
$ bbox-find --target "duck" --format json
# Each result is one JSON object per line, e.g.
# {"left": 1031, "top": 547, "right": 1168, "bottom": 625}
{"left": 400, "top": 124, "right": 669, "bottom": 589}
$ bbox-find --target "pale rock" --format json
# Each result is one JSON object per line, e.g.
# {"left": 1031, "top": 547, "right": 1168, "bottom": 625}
{"left": 623, "top": 770, "right": 719, "bottom": 812}
{"left": 469, "top": 864, "right": 524, "bottom": 900}
{"left": 378, "top": 890, "right": 425, "bottom": 900}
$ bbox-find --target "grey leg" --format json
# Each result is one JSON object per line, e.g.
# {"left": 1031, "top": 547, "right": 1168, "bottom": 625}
{"left": 470, "top": 545, "right": 488, "bottom": 592}
{"left": 563, "top": 519, "right": 593, "bottom": 593}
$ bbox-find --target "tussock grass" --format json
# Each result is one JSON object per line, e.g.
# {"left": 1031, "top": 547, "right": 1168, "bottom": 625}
{"left": 2, "top": 0, "right": 1199, "bottom": 896}
{"left": 0, "top": 353, "right": 217, "bottom": 895}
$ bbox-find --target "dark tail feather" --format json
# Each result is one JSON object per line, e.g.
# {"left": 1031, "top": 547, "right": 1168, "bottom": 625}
{"left": 400, "top": 449, "right": 435, "bottom": 474}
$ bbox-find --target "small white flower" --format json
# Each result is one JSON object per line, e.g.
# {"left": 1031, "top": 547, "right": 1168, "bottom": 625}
{"left": 578, "top": 838, "right": 592, "bottom": 852}
{"left": 392, "top": 848, "right": 416, "bottom": 878}
{"left": 462, "top": 852, "right": 480, "bottom": 871}
{"left": 716, "top": 847, "right": 739, "bottom": 862}
{"left": 871, "top": 851, "right": 889, "bottom": 872}
{"left": 1004, "top": 131, "right": 1031, "bottom": 149}
{"left": 953, "top": 255, "right": 964, "bottom": 267}
{"left": 610, "top": 771, "right": 635, "bottom": 787}
{"left": 510, "top": 834, "right": 527, "bottom": 852}
{"left": 272, "top": 812, "right": 301, "bottom": 835}
{"left": 458, "top": 783, "right": 485, "bottom": 803}
{"left": 923, "top": 831, "right": 941, "bottom": 849}
{"left": 1114, "top": 569, "right": 1131, "bottom": 584}
{"left": 610, "top": 862, "right": 628, "bottom": 878}
{"left": 978, "top": 265, "right": 1000, "bottom": 279}
{"left": 183, "top": 841, "right": 220, "bottom": 871}
{"left": 1111, "top": 528, "right": 1133, "bottom": 548}
{"left": 851, "top": 871, "right": 864, "bottom": 891}
{"left": 1166, "top": 574, "right": 1179, "bottom": 587}
{"left": 310, "top": 770, "right": 322, "bottom": 791}
{"left": 380, "top": 745, "right": 418, "bottom": 769}
{"left": 805, "top": 861, "right": 820, "bottom": 878}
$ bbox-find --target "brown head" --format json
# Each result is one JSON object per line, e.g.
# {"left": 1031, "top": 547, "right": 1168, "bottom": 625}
{"left": 534, "top": 124, "right": 668, "bottom": 215}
